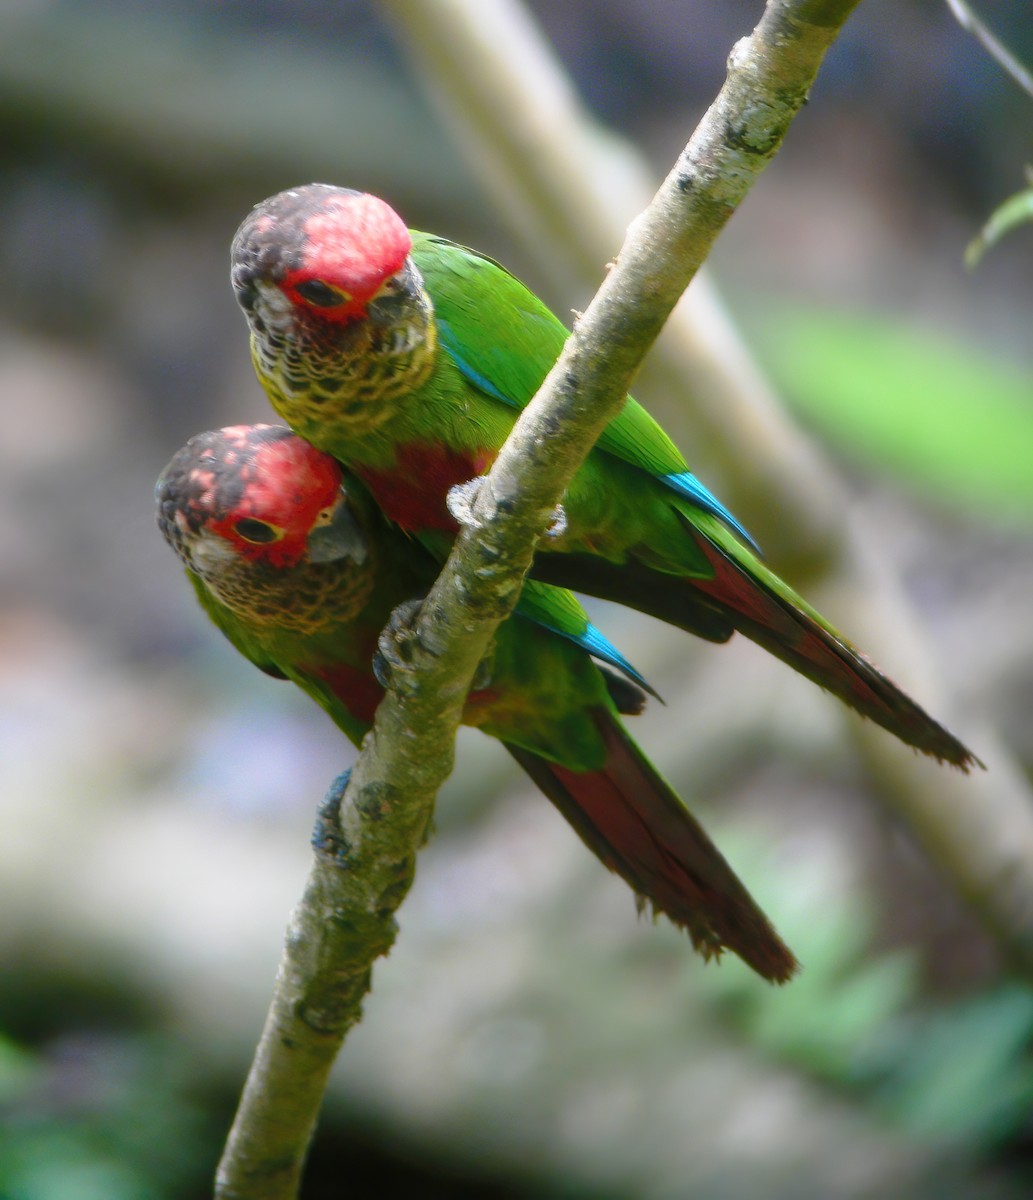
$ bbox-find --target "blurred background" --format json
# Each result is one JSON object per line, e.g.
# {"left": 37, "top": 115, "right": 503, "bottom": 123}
{"left": 2, "top": 1, "right": 1033, "bottom": 1196}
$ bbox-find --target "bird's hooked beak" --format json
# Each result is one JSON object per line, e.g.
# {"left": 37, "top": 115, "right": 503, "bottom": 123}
{"left": 306, "top": 490, "right": 368, "bottom": 564}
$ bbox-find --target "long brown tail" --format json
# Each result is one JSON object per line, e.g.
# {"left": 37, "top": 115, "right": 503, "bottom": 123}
{"left": 505, "top": 713, "right": 799, "bottom": 984}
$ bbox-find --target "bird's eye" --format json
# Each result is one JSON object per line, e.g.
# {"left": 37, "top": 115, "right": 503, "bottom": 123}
{"left": 293, "top": 279, "right": 350, "bottom": 308}
{"left": 234, "top": 518, "right": 282, "bottom": 544}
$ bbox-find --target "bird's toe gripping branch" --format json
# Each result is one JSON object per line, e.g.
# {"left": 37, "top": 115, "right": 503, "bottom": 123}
{"left": 374, "top": 595, "right": 496, "bottom": 694}
{"left": 446, "top": 476, "right": 568, "bottom": 540}
{"left": 311, "top": 768, "right": 353, "bottom": 865}
{"left": 446, "top": 476, "right": 488, "bottom": 530}
{"left": 544, "top": 504, "right": 568, "bottom": 538}
{"left": 372, "top": 598, "right": 426, "bottom": 695}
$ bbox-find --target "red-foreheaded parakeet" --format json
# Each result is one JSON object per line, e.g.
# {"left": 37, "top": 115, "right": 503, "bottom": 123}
{"left": 156, "top": 423, "right": 798, "bottom": 982}
{"left": 228, "top": 184, "right": 977, "bottom": 771}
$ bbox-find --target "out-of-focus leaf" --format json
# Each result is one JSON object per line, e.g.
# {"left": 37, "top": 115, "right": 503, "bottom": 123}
{"left": 0, "top": 1032, "right": 219, "bottom": 1200}
{"left": 966, "top": 177, "right": 1033, "bottom": 267}
{"left": 3, "top": 1152, "right": 150, "bottom": 1200}
{"left": 696, "top": 844, "right": 919, "bottom": 1078}
{"left": 749, "top": 952, "right": 917, "bottom": 1078}
{"left": 0, "top": 1034, "right": 35, "bottom": 1103}
{"left": 870, "top": 986, "right": 1033, "bottom": 1144}
{"left": 760, "top": 307, "right": 1033, "bottom": 523}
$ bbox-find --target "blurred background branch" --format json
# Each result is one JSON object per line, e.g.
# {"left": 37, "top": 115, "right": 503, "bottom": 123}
{"left": 945, "top": 0, "right": 1033, "bottom": 101}
{"left": 379, "top": 0, "right": 1033, "bottom": 974}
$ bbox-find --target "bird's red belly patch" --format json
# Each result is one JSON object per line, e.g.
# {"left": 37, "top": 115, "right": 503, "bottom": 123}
{"left": 358, "top": 442, "right": 495, "bottom": 532}
{"left": 307, "top": 661, "right": 385, "bottom": 727}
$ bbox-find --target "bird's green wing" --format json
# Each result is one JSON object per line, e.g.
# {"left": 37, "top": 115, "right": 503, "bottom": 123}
{"left": 515, "top": 579, "right": 658, "bottom": 699}
{"left": 411, "top": 233, "right": 757, "bottom": 548}
{"left": 412, "top": 234, "right": 686, "bottom": 476}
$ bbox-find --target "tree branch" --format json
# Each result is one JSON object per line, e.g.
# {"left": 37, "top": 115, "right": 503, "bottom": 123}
{"left": 214, "top": 2, "right": 944, "bottom": 1195}
{"left": 944, "top": 0, "right": 1033, "bottom": 101}
{"left": 380, "top": 0, "right": 1033, "bottom": 976}
{"left": 378, "top": 0, "right": 849, "bottom": 563}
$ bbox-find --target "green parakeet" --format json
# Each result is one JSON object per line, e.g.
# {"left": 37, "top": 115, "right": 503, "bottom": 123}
{"left": 229, "top": 184, "right": 978, "bottom": 771}
{"left": 156, "top": 423, "right": 798, "bottom": 982}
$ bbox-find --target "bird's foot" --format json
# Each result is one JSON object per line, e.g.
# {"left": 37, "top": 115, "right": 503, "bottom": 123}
{"left": 446, "top": 476, "right": 486, "bottom": 529}
{"left": 447, "top": 476, "right": 567, "bottom": 539}
{"left": 373, "top": 598, "right": 425, "bottom": 695}
{"left": 374, "top": 595, "right": 494, "bottom": 693}
{"left": 311, "top": 768, "right": 353, "bottom": 866}
{"left": 544, "top": 502, "right": 568, "bottom": 538}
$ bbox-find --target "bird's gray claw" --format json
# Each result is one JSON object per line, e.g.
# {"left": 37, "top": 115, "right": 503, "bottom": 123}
{"left": 544, "top": 502, "right": 568, "bottom": 539}
{"left": 373, "top": 598, "right": 425, "bottom": 692}
{"left": 446, "top": 476, "right": 486, "bottom": 530}
{"left": 312, "top": 768, "right": 353, "bottom": 865}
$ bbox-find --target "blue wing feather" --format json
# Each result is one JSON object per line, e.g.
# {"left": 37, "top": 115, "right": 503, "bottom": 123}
{"left": 515, "top": 580, "right": 659, "bottom": 699}
{"left": 662, "top": 472, "right": 760, "bottom": 554}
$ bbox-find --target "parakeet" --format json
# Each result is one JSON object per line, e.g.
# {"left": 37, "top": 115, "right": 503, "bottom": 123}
{"left": 156, "top": 424, "right": 798, "bottom": 982}
{"left": 229, "top": 184, "right": 978, "bottom": 771}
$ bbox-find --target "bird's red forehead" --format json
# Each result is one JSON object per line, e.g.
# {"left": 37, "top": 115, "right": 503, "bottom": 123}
{"left": 298, "top": 192, "right": 411, "bottom": 294}
{"left": 182, "top": 426, "right": 344, "bottom": 568}
{"left": 180, "top": 425, "right": 342, "bottom": 528}
{"left": 247, "top": 434, "right": 343, "bottom": 524}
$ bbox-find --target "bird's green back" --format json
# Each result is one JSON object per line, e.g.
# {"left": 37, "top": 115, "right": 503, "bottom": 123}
{"left": 411, "top": 233, "right": 694, "bottom": 482}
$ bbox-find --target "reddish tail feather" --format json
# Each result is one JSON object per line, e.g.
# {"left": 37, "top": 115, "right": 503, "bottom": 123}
{"left": 681, "top": 522, "right": 981, "bottom": 770}
{"left": 506, "top": 711, "right": 798, "bottom": 984}
{"left": 534, "top": 518, "right": 980, "bottom": 770}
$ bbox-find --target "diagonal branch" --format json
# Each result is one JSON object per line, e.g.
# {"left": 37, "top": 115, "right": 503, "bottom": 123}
{"left": 379, "top": 0, "right": 850, "bottom": 561}
{"left": 381, "top": 0, "right": 1033, "bottom": 978}
{"left": 214, "top": 2, "right": 866, "bottom": 1196}
{"left": 944, "top": 0, "right": 1033, "bottom": 101}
